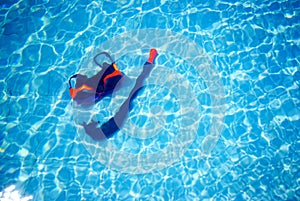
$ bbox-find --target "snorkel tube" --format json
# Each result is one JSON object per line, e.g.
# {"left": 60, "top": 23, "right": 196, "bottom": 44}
{"left": 93, "top": 52, "right": 114, "bottom": 68}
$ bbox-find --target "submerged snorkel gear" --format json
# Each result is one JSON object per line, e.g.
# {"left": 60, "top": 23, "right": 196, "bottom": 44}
{"left": 68, "top": 52, "right": 123, "bottom": 105}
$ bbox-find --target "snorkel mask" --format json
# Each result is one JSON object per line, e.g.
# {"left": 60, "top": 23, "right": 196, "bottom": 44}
{"left": 68, "top": 52, "right": 121, "bottom": 105}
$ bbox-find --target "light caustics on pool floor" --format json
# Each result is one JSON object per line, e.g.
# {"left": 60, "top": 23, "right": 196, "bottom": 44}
{"left": 72, "top": 29, "right": 226, "bottom": 174}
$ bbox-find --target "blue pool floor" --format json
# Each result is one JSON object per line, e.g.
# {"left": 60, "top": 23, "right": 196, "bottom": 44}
{"left": 0, "top": 0, "right": 300, "bottom": 200}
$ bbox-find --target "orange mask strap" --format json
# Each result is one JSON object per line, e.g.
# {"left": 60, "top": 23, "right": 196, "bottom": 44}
{"left": 103, "top": 63, "right": 123, "bottom": 85}
{"left": 112, "top": 63, "right": 119, "bottom": 71}
{"left": 69, "top": 84, "right": 95, "bottom": 99}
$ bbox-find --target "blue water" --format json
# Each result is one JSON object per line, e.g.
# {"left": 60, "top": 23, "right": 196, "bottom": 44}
{"left": 1, "top": 0, "right": 299, "bottom": 200}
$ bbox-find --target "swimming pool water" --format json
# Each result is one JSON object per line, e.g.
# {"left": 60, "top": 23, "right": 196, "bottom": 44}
{"left": 1, "top": 0, "right": 299, "bottom": 200}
